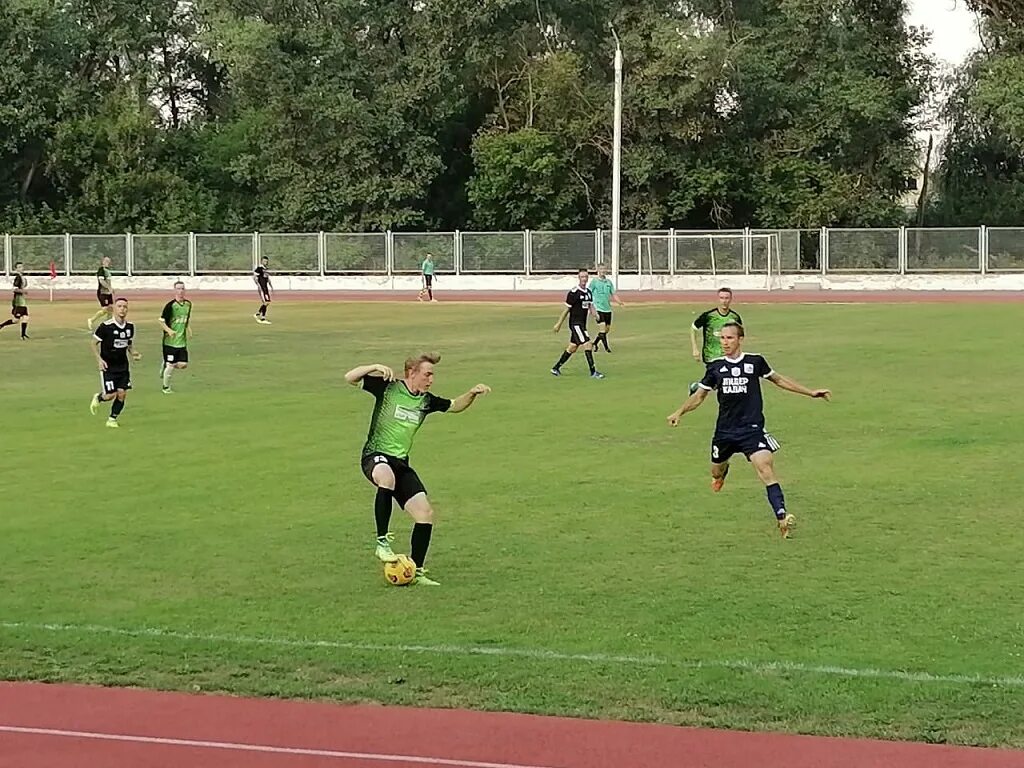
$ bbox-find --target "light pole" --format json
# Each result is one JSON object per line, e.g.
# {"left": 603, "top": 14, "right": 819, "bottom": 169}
{"left": 610, "top": 31, "right": 623, "bottom": 283}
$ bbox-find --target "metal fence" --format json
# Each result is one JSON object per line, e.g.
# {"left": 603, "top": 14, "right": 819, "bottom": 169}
{"left": 1, "top": 227, "right": 1020, "bottom": 276}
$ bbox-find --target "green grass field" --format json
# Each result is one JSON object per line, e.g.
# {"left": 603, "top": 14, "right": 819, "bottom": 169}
{"left": 1, "top": 297, "right": 1023, "bottom": 748}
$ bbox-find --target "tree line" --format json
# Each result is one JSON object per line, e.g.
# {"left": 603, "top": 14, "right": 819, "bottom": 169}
{"left": 0, "top": 1, "right": 1018, "bottom": 236}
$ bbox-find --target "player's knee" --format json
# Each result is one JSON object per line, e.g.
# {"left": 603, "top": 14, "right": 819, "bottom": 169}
{"left": 566, "top": 344, "right": 578, "bottom": 353}
{"left": 177, "top": 363, "right": 188, "bottom": 369}
{"left": 406, "top": 496, "right": 434, "bottom": 523}
{"left": 116, "top": 391, "right": 126, "bottom": 401}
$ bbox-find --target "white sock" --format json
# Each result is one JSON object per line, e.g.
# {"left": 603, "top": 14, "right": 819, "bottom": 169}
{"left": 162, "top": 366, "right": 173, "bottom": 388}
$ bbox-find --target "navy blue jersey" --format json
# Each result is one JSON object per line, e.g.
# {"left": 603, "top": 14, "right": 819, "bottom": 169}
{"left": 698, "top": 353, "right": 774, "bottom": 435}
{"left": 565, "top": 286, "right": 593, "bottom": 326}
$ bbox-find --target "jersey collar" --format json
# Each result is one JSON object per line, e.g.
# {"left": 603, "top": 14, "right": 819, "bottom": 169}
{"left": 723, "top": 353, "right": 745, "bottom": 363}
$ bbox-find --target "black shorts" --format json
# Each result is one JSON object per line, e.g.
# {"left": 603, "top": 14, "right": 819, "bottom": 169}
{"left": 711, "top": 429, "right": 780, "bottom": 463}
{"left": 97, "top": 291, "right": 113, "bottom": 307}
{"left": 163, "top": 345, "right": 189, "bottom": 365}
{"left": 597, "top": 311, "right": 612, "bottom": 326}
{"left": 101, "top": 368, "right": 132, "bottom": 394}
{"left": 11, "top": 305, "right": 27, "bottom": 318}
{"left": 424, "top": 274, "right": 433, "bottom": 287}
{"left": 258, "top": 285, "right": 271, "bottom": 302}
{"left": 361, "top": 453, "right": 426, "bottom": 508}
{"left": 568, "top": 323, "right": 590, "bottom": 346}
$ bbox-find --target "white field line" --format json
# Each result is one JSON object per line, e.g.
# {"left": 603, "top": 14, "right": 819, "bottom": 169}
{"left": 0, "top": 725, "right": 561, "bottom": 768}
{"left": 2, "top": 621, "right": 1023, "bottom": 688}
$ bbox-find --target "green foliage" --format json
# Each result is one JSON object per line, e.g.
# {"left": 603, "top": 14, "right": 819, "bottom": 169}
{"left": 0, "top": 0, "right": 938, "bottom": 233}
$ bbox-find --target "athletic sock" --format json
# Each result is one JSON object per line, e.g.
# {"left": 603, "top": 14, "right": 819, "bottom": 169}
{"left": 20, "top": 322, "right": 27, "bottom": 338}
{"left": 0, "top": 319, "right": 13, "bottom": 329}
{"left": 766, "top": 483, "right": 787, "bottom": 520}
{"left": 110, "top": 398, "right": 125, "bottom": 419}
{"left": 553, "top": 351, "right": 571, "bottom": 370}
{"left": 584, "top": 350, "right": 596, "bottom": 374}
{"left": 411, "top": 523, "right": 433, "bottom": 568}
{"left": 374, "top": 488, "right": 393, "bottom": 538}
{"left": 162, "top": 366, "right": 173, "bottom": 388}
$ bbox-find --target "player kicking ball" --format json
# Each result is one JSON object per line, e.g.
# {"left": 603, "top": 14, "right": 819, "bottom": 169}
{"left": 666, "top": 322, "right": 830, "bottom": 538}
{"left": 345, "top": 354, "right": 491, "bottom": 586}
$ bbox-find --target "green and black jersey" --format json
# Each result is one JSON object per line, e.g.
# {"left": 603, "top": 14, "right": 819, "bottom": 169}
{"left": 693, "top": 308, "right": 743, "bottom": 363}
{"left": 12, "top": 274, "right": 26, "bottom": 308}
{"left": 161, "top": 299, "right": 192, "bottom": 348}
{"left": 97, "top": 265, "right": 112, "bottom": 294}
{"left": 361, "top": 376, "right": 451, "bottom": 459}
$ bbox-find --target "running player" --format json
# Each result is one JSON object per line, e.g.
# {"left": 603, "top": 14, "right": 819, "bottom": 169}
{"left": 253, "top": 256, "right": 272, "bottom": 324}
{"left": 418, "top": 253, "right": 436, "bottom": 302}
{"left": 89, "top": 297, "right": 141, "bottom": 428}
{"left": 87, "top": 256, "right": 114, "bottom": 330}
{"left": 589, "top": 264, "right": 624, "bottom": 353}
{"left": 158, "top": 281, "right": 193, "bottom": 394}
{"left": 345, "top": 353, "right": 491, "bottom": 586}
{"left": 551, "top": 268, "right": 603, "bottom": 379}
{"left": 689, "top": 287, "right": 742, "bottom": 394}
{"left": 667, "top": 322, "right": 830, "bottom": 538}
{"left": 0, "top": 262, "right": 29, "bottom": 339}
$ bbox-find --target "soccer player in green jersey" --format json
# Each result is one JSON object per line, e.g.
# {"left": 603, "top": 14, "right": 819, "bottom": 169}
{"left": 689, "top": 287, "right": 742, "bottom": 394}
{"left": 87, "top": 256, "right": 114, "bottom": 331}
{"left": 0, "top": 262, "right": 29, "bottom": 339}
{"left": 418, "top": 253, "right": 436, "bottom": 302}
{"left": 158, "top": 281, "right": 193, "bottom": 394}
{"left": 345, "top": 353, "right": 490, "bottom": 586}
{"left": 588, "top": 264, "right": 624, "bottom": 353}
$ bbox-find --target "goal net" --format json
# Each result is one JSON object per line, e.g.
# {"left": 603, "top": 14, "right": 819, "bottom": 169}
{"left": 636, "top": 232, "right": 783, "bottom": 290}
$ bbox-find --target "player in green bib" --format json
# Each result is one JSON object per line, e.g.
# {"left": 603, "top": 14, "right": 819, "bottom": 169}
{"left": 418, "top": 253, "right": 436, "bottom": 302}
{"left": 87, "top": 256, "right": 115, "bottom": 330}
{"left": 0, "top": 261, "right": 29, "bottom": 339}
{"left": 689, "top": 287, "right": 742, "bottom": 394}
{"left": 345, "top": 353, "right": 490, "bottom": 586}
{"left": 158, "top": 281, "right": 193, "bottom": 394}
{"left": 588, "top": 264, "right": 624, "bottom": 353}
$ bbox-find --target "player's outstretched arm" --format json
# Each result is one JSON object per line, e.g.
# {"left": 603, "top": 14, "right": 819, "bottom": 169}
{"left": 766, "top": 372, "right": 831, "bottom": 400}
{"left": 667, "top": 387, "right": 709, "bottom": 426}
{"left": 344, "top": 364, "right": 395, "bottom": 386}
{"left": 449, "top": 384, "right": 491, "bottom": 414}
{"left": 552, "top": 307, "right": 569, "bottom": 332}
{"left": 690, "top": 326, "right": 702, "bottom": 361}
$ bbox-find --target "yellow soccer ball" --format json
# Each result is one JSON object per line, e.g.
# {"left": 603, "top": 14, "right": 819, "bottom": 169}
{"left": 383, "top": 554, "right": 417, "bottom": 586}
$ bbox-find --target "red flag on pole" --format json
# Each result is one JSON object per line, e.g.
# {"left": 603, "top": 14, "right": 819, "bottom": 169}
{"left": 49, "top": 260, "right": 57, "bottom": 280}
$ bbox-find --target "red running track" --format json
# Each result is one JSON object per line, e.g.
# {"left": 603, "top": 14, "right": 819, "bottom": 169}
{"left": 44, "top": 289, "right": 1024, "bottom": 304}
{"left": 0, "top": 682, "right": 1020, "bottom": 768}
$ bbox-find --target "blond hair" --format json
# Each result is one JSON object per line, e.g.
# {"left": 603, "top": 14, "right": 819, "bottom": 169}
{"left": 404, "top": 352, "right": 441, "bottom": 375}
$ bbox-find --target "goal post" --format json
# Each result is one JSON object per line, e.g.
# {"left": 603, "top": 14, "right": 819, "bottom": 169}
{"left": 636, "top": 232, "right": 783, "bottom": 290}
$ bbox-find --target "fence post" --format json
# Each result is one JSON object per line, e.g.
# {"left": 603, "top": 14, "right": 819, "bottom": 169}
{"left": 318, "top": 231, "right": 326, "bottom": 277}
{"left": 188, "top": 232, "right": 196, "bottom": 277}
{"left": 979, "top": 225, "right": 987, "bottom": 275}
{"left": 3, "top": 233, "right": 10, "bottom": 276}
{"left": 898, "top": 226, "right": 907, "bottom": 275}
{"left": 126, "top": 233, "right": 134, "bottom": 277}
{"left": 669, "top": 228, "right": 676, "bottom": 275}
{"left": 524, "top": 230, "right": 531, "bottom": 276}
{"left": 64, "top": 233, "right": 72, "bottom": 276}
{"left": 454, "top": 229, "right": 461, "bottom": 276}
{"left": 385, "top": 230, "right": 394, "bottom": 276}
{"left": 820, "top": 227, "right": 828, "bottom": 276}
{"left": 596, "top": 228, "right": 603, "bottom": 268}
{"left": 252, "top": 231, "right": 260, "bottom": 269}
{"left": 743, "top": 226, "right": 752, "bottom": 275}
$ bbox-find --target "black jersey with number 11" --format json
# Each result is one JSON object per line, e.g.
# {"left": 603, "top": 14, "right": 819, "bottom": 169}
{"left": 93, "top": 319, "right": 136, "bottom": 372}
{"left": 698, "top": 353, "right": 774, "bottom": 435}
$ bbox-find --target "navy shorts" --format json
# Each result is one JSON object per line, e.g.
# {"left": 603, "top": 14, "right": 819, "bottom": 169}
{"left": 711, "top": 429, "right": 781, "bottom": 463}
